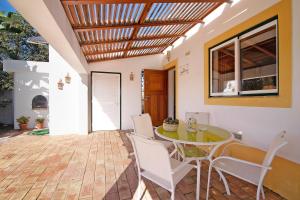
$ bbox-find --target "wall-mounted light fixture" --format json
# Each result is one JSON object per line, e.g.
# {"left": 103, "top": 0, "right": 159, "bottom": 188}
{"left": 167, "top": 50, "right": 171, "bottom": 61}
{"left": 57, "top": 79, "right": 64, "bottom": 90}
{"left": 130, "top": 72, "right": 134, "bottom": 81}
{"left": 65, "top": 73, "right": 71, "bottom": 84}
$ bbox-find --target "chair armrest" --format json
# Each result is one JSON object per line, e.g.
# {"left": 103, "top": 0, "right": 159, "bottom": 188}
{"left": 171, "top": 160, "right": 195, "bottom": 174}
{"left": 220, "top": 142, "right": 253, "bottom": 156}
{"left": 212, "top": 156, "right": 272, "bottom": 170}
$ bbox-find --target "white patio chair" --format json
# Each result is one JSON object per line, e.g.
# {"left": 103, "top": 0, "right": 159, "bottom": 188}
{"left": 131, "top": 113, "right": 173, "bottom": 149}
{"left": 185, "top": 112, "right": 210, "bottom": 125}
{"left": 128, "top": 134, "right": 195, "bottom": 200}
{"left": 206, "top": 131, "right": 288, "bottom": 200}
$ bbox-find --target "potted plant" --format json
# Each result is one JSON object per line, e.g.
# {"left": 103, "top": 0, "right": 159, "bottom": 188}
{"left": 163, "top": 117, "right": 179, "bottom": 132}
{"left": 35, "top": 117, "right": 45, "bottom": 129}
{"left": 16, "top": 116, "right": 30, "bottom": 130}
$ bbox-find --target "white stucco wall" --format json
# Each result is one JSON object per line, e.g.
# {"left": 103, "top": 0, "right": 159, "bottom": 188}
{"left": 164, "top": 0, "right": 300, "bottom": 164}
{"left": 3, "top": 60, "right": 50, "bottom": 129}
{"left": 4, "top": 46, "right": 88, "bottom": 135}
{"left": 88, "top": 54, "right": 164, "bottom": 130}
{"left": 48, "top": 46, "right": 88, "bottom": 135}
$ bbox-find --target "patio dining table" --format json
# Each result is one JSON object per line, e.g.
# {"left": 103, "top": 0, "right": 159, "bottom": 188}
{"left": 154, "top": 123, "right": 233, "bottom": 200}
{"left": 155, "top": 123, "right": 232, "bottom": 146}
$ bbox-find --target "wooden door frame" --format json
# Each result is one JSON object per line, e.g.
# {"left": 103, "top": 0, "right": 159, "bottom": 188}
{"left": 91, "top": 71, "right": 122, "bottom": 131}
{"left": 164, "top": 59, "right": 178, "bottom": 118}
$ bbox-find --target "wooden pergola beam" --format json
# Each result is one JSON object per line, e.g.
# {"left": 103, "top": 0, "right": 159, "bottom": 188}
{"left": 87, "top": 52, "right": 162, "bottom": 63}
{"left": 73, "top": 19, "right": 204, "bottom": 31}
{"left": 80, "top": 34, "right": 182, "bottom": 47}
{"left": 84, "top": 44, "right": 168, "bottom": 55}
{"left": 123, "top": 2, "right": 153, "bottom": 57}
{"left": 62, "top": 0, "right": 231, "bottom": 5}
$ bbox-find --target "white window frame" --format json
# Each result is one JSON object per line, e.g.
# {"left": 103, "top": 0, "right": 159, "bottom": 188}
{"left": 210, "top": 38, "right": 239, "bottom": 97}
{"left": 209, "top": 19, "right": 278, "bottom": 97}
{"left": 239, "top": 20, "right": 278, "bottom": 95}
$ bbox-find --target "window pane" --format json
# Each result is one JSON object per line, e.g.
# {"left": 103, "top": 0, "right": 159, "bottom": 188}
{"left": 240, "top": 23, "right": 277, "bottom": 93}
{"left": 211, "top": 42, "right": 236, "bottom": 95}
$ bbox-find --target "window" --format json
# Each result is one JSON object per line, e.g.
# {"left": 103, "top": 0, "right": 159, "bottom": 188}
{"left": 209, "top": 18, "right": 278, "bottom": 97}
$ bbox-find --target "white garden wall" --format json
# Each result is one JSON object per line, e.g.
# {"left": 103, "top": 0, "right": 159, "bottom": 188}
{"left": 4, "top": 46, "right": 89, "bottom": 135}
{"left": 3, "top": 60, "right": 50, "bottom": 129}
{"left": 163, "top": 0, "right": 300, "bottom": 163}
{"left": 88, "top": 54, "right": 164, "bottom": 130}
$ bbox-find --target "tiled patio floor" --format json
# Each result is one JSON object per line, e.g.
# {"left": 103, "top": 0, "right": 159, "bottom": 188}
{"left": 0, "top": 131, "right": 285, "bottom": 200}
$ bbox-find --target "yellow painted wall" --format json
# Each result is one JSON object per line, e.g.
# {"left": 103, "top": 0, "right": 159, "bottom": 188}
{"left": 202, "top": 1, "right": 299, "bottom": 198}
{"left": 223, "top": 144, "right": 300, "bottom": 200}
{"left": 204, "top": 0, "right": 292, "bottom": 108}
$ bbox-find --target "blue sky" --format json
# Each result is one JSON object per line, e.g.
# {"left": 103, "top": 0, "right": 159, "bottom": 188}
{"left": 0, "top": 0, "right": 16, "bottom": 12}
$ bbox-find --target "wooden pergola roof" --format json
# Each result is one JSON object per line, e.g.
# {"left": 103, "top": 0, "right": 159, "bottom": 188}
{"left": 61, "top": 0, "right": 230, "bottom": 63}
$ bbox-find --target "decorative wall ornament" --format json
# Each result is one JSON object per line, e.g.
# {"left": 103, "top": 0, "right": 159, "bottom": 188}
{"left": 130, "top": 72, "right": 134, "bottom": 81}
{"left": 57, "top": 79, "right": 64, "bottom": 90}
{"left": 179, "top": 64, "right": 189, "bottom": 75}
{"left": 65, "top": 73, "right": 71, "bottom": 84}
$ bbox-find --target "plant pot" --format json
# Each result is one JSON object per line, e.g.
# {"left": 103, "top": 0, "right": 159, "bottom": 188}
{"left": 19, "top": 123, "right": 28, "bottom": 131}
{"left": 163, "top": 123, "right": 178, "bottom": 132}
{"left": 36, "top": 122, "right": 44, "bottom": 129}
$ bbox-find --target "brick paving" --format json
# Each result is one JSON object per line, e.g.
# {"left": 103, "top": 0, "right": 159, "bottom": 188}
{"left": 0, "top": 131, "right": 285, "bottom": 200}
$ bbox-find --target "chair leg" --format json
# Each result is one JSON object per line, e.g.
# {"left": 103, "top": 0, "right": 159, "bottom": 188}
{"left": 256, "top": 185, "right": 261, "bottom": 200}
{"left": 216, "top": 169, "right": 231, "bottom": 195}
{"left": 206, "top": 165, "right": 213, "bottom": 200}
{"left": 137, "top": 175, "right": 142, "bottom": 200}
{"left": 196, "top": 160, "right": 201, "bottom": 200}
{"left": 261, "top": 186, "right": 265, "bottom": 199}
{"left": 171, "top": 188, "right": 175, "bottom": 200}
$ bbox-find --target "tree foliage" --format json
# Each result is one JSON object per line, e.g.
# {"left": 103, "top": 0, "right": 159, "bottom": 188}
{"left": 0, "top": 11, "right": 49, "bottom": 91}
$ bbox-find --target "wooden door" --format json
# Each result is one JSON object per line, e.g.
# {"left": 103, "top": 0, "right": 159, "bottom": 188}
{"left": 144, "top": 69, "right": 168, "bottom": 126}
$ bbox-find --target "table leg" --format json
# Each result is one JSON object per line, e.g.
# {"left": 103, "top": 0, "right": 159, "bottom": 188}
{"left": 196, "top": 160, "right": 201, "bottom": 200}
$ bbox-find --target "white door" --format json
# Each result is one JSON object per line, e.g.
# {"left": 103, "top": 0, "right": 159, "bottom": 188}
{"left": 92, "top": 72, "right": 121, "bottom": 131}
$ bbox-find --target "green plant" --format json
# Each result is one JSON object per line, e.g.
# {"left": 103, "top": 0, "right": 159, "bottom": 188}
{"left": 163, "top": 117, "right": 179, "bottom": 124}
{"left": 16, "top": 116, "right": 30, "bottom": 124}
{"left": 35, "top": 117, "right": 45, "bottom": 123}
{"left": 0, "top": 12, "right": 49, "bottom": 91}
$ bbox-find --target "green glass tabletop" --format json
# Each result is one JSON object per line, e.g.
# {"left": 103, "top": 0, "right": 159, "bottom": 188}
{"left": 155, "top": 123, "right": 232, "bottom": 145}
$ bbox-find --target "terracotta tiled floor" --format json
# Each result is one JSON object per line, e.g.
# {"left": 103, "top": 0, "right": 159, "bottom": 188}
{"left": 0, "top": 131, "right": 285, "bottom": 200}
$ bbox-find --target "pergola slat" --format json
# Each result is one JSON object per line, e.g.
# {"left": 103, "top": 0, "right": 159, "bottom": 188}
{"left": 124, "top": 2, "right": 153, "bottom": 57}
{"left": 84, "top": 44, "right": 169, "bottom": 55}
{"left": 73, "top": 19, "right": 204, "bottom": 31}
{"left": 62, "top": 0, "right": 230, "bottom": 5}
{"left": 87, "top": 51, "right": 162, "bottom": 63}
{"left": 80, "top": 34, "right": 183, "bottom": 46}
{"left": 60, "top": 0, "right": 231, "bottom": 62}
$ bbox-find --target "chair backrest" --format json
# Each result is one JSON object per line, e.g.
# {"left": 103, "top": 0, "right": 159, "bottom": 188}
{"left": 185, "top": 112, "right": 210, "bottom": 124}
{"left": 129, "top": 134, "right": 173, "bottom": 183}
{"left": 262, "top": 131, "right": 288, "bottom": 167}
{"left": 132, "top": 113, "right": 154, "bottom": 138}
